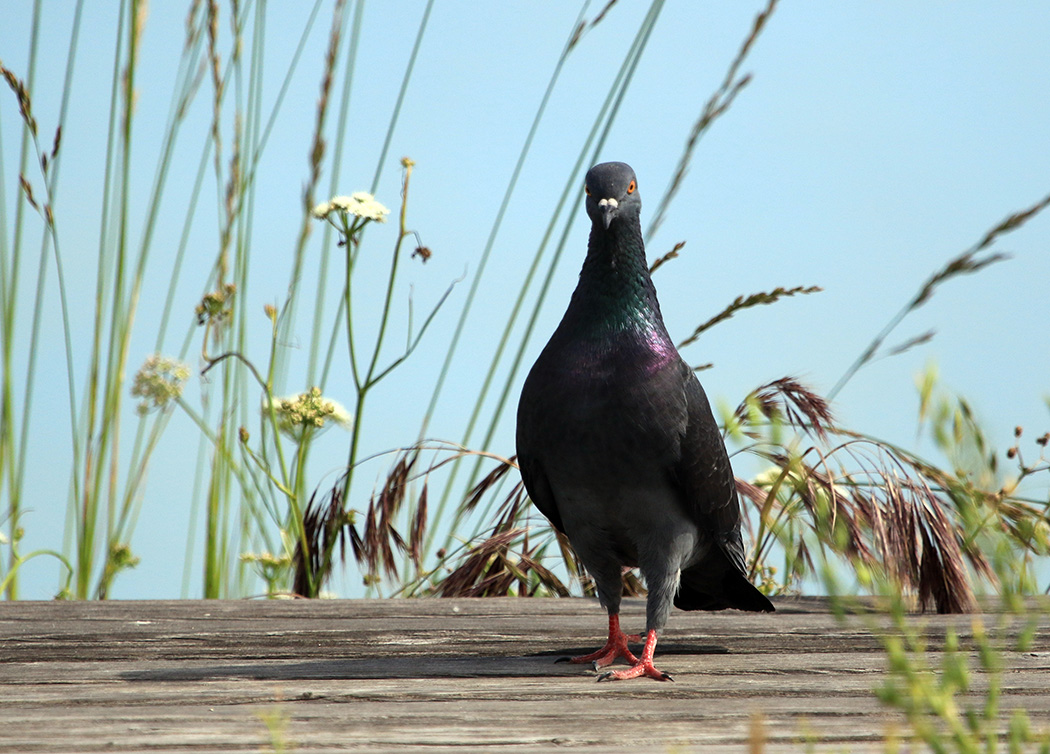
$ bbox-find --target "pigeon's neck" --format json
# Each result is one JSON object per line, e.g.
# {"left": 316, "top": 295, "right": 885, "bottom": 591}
{"left": 567, "top": 219, "right": 671, "bottom": 346}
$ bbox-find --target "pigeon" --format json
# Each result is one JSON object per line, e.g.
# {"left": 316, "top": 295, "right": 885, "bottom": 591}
{"left": 516, "top": 161, "right": 774, "bottom": 681}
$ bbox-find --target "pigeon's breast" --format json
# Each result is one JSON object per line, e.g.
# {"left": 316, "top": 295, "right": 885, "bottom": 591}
{"left": 521, "top": 329, "right": 686, "bottom": 485}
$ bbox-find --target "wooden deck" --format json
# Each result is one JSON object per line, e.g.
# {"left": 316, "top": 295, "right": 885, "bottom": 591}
{"left": 2, "top": 597, "right": 1050, "bottom": 752}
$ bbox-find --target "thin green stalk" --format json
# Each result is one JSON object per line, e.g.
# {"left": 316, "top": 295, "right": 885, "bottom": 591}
{"left": 1, "top": 0, "right": 43, "bottom": 599}
{"left": 0, "top": 110, "right": 12, "bottom": 596}
{"left": 364, "top": 177, "right": 412, "bottom": 385}
{"left": 308, "top": 0, "right": 364, "bottom": 386}
{"left": 169, "top": 0, "right": 324, "bottom": 595}
{"left": 195, "top": 0, "right": 322, "bottom": 597}
{"left": 203, "top": 446, "right": 223, "bottom": 597}
{"left": 368, "top": 0, "right": 433, "bottom": 194}
{"left": 151, "top": 4, "right": 210, "bottom": 350}
{"left": 71, "top": 0, "right": 149, "bottom": 598}
{"left": 102, "top": 2, "right": 218, "bottom": 595}
{"left": 0, "top": 550, "right": 73, "bottom": 597}
{"left": 204, "top": 0, "right": 238, "bottom": 598}
{"left": 229, "top": 5, "right": 255, "bottom": 598}
{"left": 341, "top": 168, "right": 416, "bottom": 506}
{"left": 93, "top": 0, "right": 147, "bottom": 598}
{"left": 828, "top": 191, "right": 1050, "bottom": 401}
{"left": 418, "top": 0, "right": 592, "bottom": 437}
{"left": 173, "top": 396, "right": 255, "bottom": 496}
{"left": 343, "top": 225, "right": 362, "bottom": 388}
{"left": 9, "top": 0, "right": 86, "bottom": 598}
{"left": 99, "top": 409, "right": 173, "bottom": 598}
{"left": 290, "top": 433, "right": 314, "bottom": 595}
{"left": 318, "top": 0, "right": 429, "bottom": 390}
{"left": 71, "top": 0, "right": 130, "bottom": 599}
{"left": 1, "top": 0, "right": 41, "bottom": 348}
{"left": 274, "top": 0, "right": 348, "bottom": 387}
{"left": 165, "top": 1, "right": 260, "bottom": 357}
{"left": 420, "top": 0, "right": 596, "bottom": 556}
{"left": 259, "top": 334, "right": 293, "bottom": 509}
{"left": 242, "top": 0, "right": 326, "bottom": 192}
{"left": 157, "top": 127, "right": 212, "bottom": 352}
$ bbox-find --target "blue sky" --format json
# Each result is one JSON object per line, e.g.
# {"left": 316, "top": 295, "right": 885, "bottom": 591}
{"left": 3, "top": 2, "right": 1049, "bottom": 599}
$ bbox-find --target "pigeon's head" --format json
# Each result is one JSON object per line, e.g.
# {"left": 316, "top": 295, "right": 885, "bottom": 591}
{"left": 584, "top": 162, "right": 640, "bottom": 230}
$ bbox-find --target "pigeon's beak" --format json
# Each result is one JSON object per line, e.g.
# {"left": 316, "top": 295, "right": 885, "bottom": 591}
{"left": 598, "top": 197, "right": 619, "bottom": 229}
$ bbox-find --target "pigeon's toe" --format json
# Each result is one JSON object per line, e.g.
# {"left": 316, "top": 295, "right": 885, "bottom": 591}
{"left": 596, "top": 660, "right": 673, "bottom": 682}
{"left": 567, "top": 634, "right": 639, "bottom": 668}
{"left": 563, "top": 614, "right": 640, "bottom": 668}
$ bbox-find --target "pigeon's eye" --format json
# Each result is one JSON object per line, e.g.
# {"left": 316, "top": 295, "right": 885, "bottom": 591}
{"left": 585, "top": 185, "right": 591, "bottom": 196}
{"left": 627, "top": 180, "right": 636, "bottom": 194}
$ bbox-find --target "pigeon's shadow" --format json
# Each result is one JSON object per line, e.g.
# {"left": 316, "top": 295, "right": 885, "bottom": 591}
{"left": 119, "top": 643, "right": 728, "bottom": 683}
{"left": 538, "top": 642, "right": 728, "bottom": 658}
{"left": 120, "top": 654, "right": 579, "bottom": 682}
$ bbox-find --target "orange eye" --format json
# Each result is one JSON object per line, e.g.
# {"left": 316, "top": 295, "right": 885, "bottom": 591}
{"left": 627, "top": 180, "right": 636, "bottom": 194}
{"left": 585, "top": 185, "right": 591, "bottom": 196}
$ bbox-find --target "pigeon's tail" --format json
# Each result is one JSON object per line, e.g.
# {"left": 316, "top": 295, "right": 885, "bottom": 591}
{"left": 674, "top": 560, "right": 775, "bottom": 613}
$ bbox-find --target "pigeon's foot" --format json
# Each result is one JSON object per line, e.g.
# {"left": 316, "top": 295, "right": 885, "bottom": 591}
{"left": 557, "top": 613, "right": 640, "bottom": 668}
{"left": 596, "top": 629, "right": 672, "bottom": 682}
{"left": 596, "top": 660, "right": 672, "bottom": 682}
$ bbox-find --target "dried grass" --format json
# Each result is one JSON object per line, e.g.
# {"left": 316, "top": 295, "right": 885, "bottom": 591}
{"left": 734, "top": 379, "right": 988, "bottom": 612}
{"left": 290, "top": 369, "right": 1046, "bottom": 613}
{"left": 442, "top": 376, "right": 1042, "bottom": 613}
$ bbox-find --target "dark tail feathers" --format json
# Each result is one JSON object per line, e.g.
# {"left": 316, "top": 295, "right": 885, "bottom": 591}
{"left": 674, "top": 562, "right": 775, "bottom": 613}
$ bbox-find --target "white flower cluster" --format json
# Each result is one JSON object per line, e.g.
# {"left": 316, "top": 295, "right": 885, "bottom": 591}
{"left": 263, "top": 387, "right": 352, "bottom": 441}
{"left": 131, "top": 355, "right": 191, "bottom": 414}
{"left": 312, "top": 192, "right": 390, "bottom": 223}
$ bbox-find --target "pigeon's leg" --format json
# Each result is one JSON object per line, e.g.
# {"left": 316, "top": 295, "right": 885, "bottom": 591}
{"left": 597, "top": 629, "right": 672, "bottom": 681}
{"left": 560, "top": 612, "right": 641, "bottom": 668}
{"left": 592, "top": 534, "right": 684, "bottom": 680}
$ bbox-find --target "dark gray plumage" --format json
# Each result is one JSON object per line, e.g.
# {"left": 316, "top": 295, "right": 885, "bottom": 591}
{"left": 516, "top": 161, "right": 773, "bottom": 681}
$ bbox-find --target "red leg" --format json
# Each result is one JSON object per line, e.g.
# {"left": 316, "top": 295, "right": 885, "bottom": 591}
{"left": 561, "top": 613, "right": 641, "bottom": 668}
{"left": 597, "top": 629, "right": 672, "bottom": 682}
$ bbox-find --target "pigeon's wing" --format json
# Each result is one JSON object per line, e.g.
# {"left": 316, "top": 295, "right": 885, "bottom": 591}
{"left": 515, "top": 401, "right": 566, "bottom": 534}
{"left": 516, "top": 452, "right": 564, "bottom": 534}
{"left": 672, "top": 363, "right": 745, "bottom": 563}
{"left": 670, "top": 360, "right": 774, "bottom": 612}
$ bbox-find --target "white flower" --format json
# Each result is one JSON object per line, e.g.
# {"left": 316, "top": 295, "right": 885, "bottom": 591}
{"left": 263, "top": 387, "right": 353, "bottom": 440}
{"left": 131, "top": 355, "right": 191, "bottom": 414}
{"left": 240, "top": 550, "right": 292, "bottom": 569}
{"left": 312, "top": 192, "right": 390, "bottom": 223}
{"left": 327, "top": 195, "right": 354, "bottom": 211}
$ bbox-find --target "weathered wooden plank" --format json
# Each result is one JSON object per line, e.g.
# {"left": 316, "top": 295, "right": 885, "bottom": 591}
{"left": 2, "top": 597, "right": 1049, "bottom": 752}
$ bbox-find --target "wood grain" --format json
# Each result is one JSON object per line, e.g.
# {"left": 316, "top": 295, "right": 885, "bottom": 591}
{"left": 2, "top": 597, "right": 1049, "bottom": 752}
